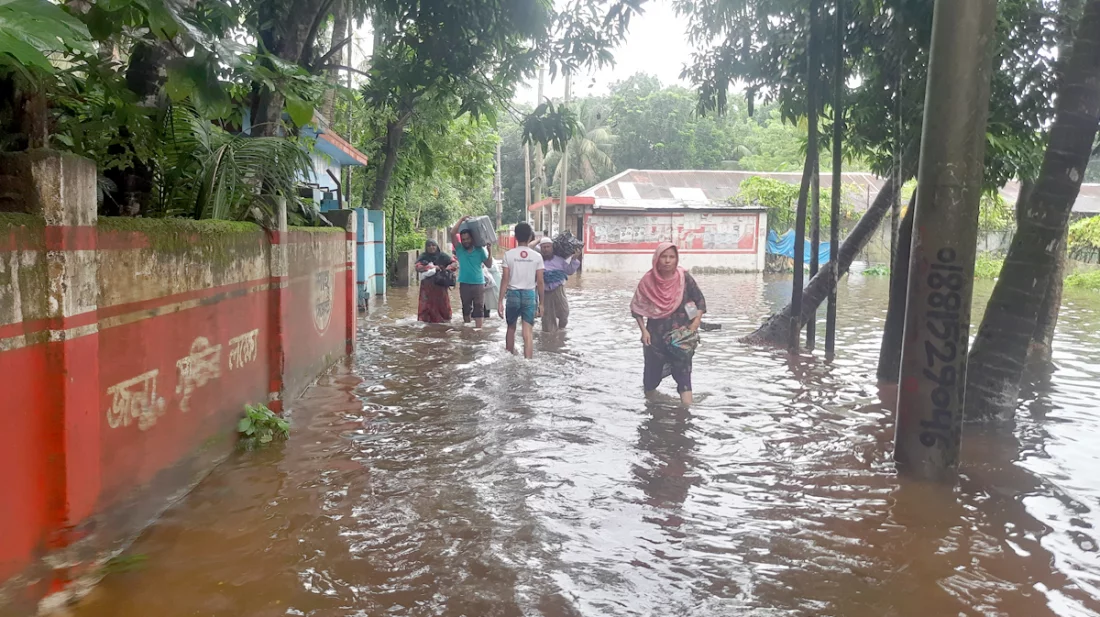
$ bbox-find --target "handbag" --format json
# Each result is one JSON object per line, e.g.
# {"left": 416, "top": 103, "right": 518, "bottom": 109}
{"left": 663, "top": 326, "right": 700, "bottom": 362}
{"left": 432, "top": 267, "right": 456, "bottom": 288}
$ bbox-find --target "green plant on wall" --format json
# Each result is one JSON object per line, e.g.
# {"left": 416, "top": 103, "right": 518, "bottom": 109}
{"left": 238, "top": 403, "right": 289, "bottom": 448}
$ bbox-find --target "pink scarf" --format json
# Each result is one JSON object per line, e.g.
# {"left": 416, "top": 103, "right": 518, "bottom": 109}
{"left": 630, "top": 243, "right": 686, "bottom": 319}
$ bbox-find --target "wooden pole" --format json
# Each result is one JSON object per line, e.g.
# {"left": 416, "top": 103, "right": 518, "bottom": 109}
{"left": 495, "top": 141, "right": 503, "bottom": 229}
{"left": 558, "top": 71, "right": 572, "bottom": 237}
{"left": 789, "top": 0, "right": 819, "bottom": 352}
{"left": 894, "top": 0, "right": 997, "bottom": 481}
{"left": 825, "top": 0, "right": 844, "bottom": 358}
{"left": 535, "top": 66, "right": 546, "bottom": 234}
{"left": 524, "top": 142, "right": 532, "bottom": 225}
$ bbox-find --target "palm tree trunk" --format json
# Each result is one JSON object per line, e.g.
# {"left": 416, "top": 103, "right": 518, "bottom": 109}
{"left": 876, "top": 193, "right": 916, "bottom": 383}
{"left": 320, "top": 0, "right": 347, "bottom": 122}
{"left": 743, "top": 174, "right": 901, "bottom": 346}
{"left": 966, "top": 0, "right": 1100, "bottom": 421}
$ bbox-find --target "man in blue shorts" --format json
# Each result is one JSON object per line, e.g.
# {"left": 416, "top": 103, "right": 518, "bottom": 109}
{"left": 497, "top": 222, "right": 544, "bottom": 358}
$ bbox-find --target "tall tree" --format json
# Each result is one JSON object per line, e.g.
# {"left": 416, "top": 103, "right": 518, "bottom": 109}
{"left": 545, "top": 98, "right": 616, "bottom": 187}
{"left": 966, "top": 0, "right": 1100, "bottom": 421}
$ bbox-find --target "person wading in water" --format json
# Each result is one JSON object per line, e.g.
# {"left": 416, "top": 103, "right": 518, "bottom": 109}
{"left": 631, "top": 243, "right": 706, "bottom": 406}
{"left": 498, "top": 223, "right": 544, "bottom": 358}
{"left": 414, "top": 240, "right": 455, "bottom": 323}
{"left": 537, "top": 237, "right": 581, "bottom": 332}
{"left": 449, "top": 215, "right": 492, "bottom": 328}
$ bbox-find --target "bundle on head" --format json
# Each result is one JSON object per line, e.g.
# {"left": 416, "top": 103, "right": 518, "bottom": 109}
{"left": 552, "top": 231, "right": 584, "bottom": 259}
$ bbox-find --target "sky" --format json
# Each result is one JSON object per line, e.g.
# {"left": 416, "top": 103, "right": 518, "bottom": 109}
{"left": 515, "top": 2, "right": 697, "bottom": 106}
{"left": 348, "top": 2, "right": 697, "bottom": 105}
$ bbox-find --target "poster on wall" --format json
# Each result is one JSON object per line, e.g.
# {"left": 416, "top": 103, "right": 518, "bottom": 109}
{"left": 585, "top": 212, "right": 760, "bottom": 253}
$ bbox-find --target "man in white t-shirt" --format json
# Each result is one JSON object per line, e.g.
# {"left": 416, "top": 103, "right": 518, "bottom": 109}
{"left": 497, "top": 222, "right": 544, "bottom": 358}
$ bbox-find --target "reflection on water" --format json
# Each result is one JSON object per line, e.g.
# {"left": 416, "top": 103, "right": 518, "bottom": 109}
{"left": 70, "top": 273, "right": 1100, "bottom": 617}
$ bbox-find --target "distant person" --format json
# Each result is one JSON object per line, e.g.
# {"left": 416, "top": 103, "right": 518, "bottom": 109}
{"left": 450, "top": 215, "right": 492, "bottom": 328}
{"left": 498, "top": 222, "right": 544, "bottom": 358}
{"left": 537, "top": 237, "right": 582, "bottom": 332}
{"left": 631, "top": 243, "right": 706, "bottom": 406}
{"left": 414, "top": 240, "right": 455, "bottom": 323}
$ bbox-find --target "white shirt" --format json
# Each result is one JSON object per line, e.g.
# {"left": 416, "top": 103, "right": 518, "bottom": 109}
{"left": 502, "top": 246, "right": 545, "bottom": 290}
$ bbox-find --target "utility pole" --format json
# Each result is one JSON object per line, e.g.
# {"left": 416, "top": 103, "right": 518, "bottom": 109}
{"left": 894, "top": 0, "right": 997, "bottom": 481}
{"left": 494, "top": 141, "right": 503, "bottom": 229}
{"left": 790, "top": 0, "right": 819, "bottom": 352}
{"left": 558, "top": 70, "right": 572, "bottom": 237}
{"left": 345, "top": 32, "right": 353, "bottom": 208}
{"left": 524, "top": 142, "right": 532, "bottom": 225}
{"left": 825, "top": 0, "right": 844, "bottom": 358}
{"left": 534, "top": 66, "right": 546, "bottom": 233}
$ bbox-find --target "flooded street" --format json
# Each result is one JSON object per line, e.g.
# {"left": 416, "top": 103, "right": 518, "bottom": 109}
{"left": 71, "top": 272, "right": 1100, "bottom": 617}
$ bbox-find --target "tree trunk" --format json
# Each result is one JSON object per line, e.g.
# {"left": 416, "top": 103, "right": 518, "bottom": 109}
{"left": 743, "top": 174, "right": 901, "bottom": 346}
{"left": 875, "top": 193, "right": 916, "bottom": 383}
{"left": 966, "top": 0, "right": 1100, "bottom": 421}
{"left": 369, "top": 117, "right": 408, "bottom": 210}
{"left": 252, "top": 0, "right": 329, "bottom": 137}
{"left": 1028, "top": 226, "right": 1068, "bottom": 367}
{"left": 320, "top": 0, "right": 347, "bottom": 122}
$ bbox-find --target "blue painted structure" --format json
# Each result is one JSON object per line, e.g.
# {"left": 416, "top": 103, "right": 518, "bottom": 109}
{"left": 367, "top": 210, "right": 386, "bottom": 295}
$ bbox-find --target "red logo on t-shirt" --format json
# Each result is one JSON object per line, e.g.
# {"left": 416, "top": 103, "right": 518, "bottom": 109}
{"left": 520, "top": 250, "right": 528, "bottom": 258}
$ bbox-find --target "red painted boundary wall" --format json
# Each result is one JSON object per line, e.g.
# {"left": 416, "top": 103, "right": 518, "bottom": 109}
{"left": 0, "top": 151, "right": 357, "bottom": 614}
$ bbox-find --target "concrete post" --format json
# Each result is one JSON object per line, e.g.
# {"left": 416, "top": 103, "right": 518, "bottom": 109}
{"left": 267, "top": 196, "right": 288, "bottom": 412}
{"left": 894, "top": 0, "right": 997, "bottom": 480}
{"left": 0, "top": 151, "right": 103, "bottom": 593}
{"left": 367, "top": 210, "right": 386, "bottom": 295}
{"left": 324, "top": 210, "right": 358, "bottom": 355}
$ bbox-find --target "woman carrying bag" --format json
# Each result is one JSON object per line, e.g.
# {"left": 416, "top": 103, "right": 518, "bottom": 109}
{"left": 630, "top": 243, "right": 706, "bottom": 406}
{"left": 415, "top": 240, "right": 456, "bottom": 323}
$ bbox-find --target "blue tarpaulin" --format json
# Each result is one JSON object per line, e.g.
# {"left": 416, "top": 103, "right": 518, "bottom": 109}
{"left": 767, "top": 229, "right": 833, "bottom": 264}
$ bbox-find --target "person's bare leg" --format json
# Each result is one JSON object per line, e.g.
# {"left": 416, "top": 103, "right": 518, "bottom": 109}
{"left": 505, "top": 325, "right": 517, "bottom": 354}
{"left": 475, "top": 316, "right": 484, "bottom": 328}
{"left": 679, "top": 390, "right": 693, "bottom": 406}
{"left": 522, "top": 321, "right": 534, "bottom": 359}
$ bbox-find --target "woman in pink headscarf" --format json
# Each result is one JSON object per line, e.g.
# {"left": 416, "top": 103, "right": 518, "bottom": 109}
{"left": 631, "top": 243, "right": 706, "bottom": 405}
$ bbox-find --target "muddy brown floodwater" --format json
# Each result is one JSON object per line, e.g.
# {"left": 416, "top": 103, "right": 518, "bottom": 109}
{"left": 69, "top": 272, "right": 1100, "bottom": 617}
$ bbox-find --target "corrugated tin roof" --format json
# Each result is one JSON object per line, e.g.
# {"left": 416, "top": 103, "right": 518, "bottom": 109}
{"left": 580, "top": 169, "right": 1100, "bottom": 215}
{"left": 580, "top": 169, "right": 884, "bottom": 210}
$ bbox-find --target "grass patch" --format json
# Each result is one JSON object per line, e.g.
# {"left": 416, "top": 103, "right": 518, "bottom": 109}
{"left": 862, "top": 264, "right": 891, "bottom": 276}
{"left": 1066, "top": 270, "right": 1100, "bottom": 291}
{"left": 100, "top": 554, "right": 148, "bottom": 575}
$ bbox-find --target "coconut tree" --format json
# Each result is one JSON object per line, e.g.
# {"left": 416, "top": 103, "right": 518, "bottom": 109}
{"left": 545, "top": 98, "right": 617, "bottom": 187}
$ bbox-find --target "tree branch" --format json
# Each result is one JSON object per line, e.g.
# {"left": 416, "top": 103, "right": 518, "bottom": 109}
{"left": 311, "top": 36, "right": 351, "bottom": 73}
{"left": 318, "top": 64, "right": 372, "bottom": 79}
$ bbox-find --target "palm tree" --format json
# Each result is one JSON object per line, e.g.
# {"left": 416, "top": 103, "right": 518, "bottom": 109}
{"left": 544, "top": 98, "right": 616, "bottom": 187}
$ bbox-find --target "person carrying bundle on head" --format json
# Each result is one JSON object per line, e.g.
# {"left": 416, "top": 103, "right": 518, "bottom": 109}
{"left": 536, "top": 237, "right": 581, "bottom": 332}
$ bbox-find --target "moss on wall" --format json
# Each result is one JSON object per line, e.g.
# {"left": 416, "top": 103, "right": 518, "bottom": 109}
{"left": 288, "top": 226, "right": 344, "bottom": 234}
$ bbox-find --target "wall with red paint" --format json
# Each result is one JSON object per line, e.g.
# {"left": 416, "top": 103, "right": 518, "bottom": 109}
{"left": 0, "top": 215, "right": 52, "bottom": 587}
{"left": 0, "top": 194, "right": 355, "bottom": 613}
{"left": 284, "top": 229, "right": 348, "bottom": 400}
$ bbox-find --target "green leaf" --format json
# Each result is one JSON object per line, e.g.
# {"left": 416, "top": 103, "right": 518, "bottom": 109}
{"left": 237, "top": 417, "right": 252, "bottom": 433}
{"left": 284, "top": 95, "right": 314, "bottom": 128}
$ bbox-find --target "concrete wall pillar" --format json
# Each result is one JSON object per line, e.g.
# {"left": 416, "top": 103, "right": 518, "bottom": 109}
{"left": 324, "top": 210, "right": 358, "bottom": 355}
{"left": 367, "top": 210, "right": 385, "bottom": 294}
{"left": 267, "top": 197, "right": 289, "bottom": 412}
{"left": 394, "top": 250, "right": 417, "bottom": 287}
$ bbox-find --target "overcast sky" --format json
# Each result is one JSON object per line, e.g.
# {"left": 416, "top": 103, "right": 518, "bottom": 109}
{"left": 349, "top": 2, "right": 697, "bottom": 106}
{"left": 515, "top": 2, "right": 697, "bottom": 106}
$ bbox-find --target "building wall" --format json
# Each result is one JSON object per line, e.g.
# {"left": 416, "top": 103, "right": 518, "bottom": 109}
{"left": 582, "top": 210, "right": 768, "bottom": 272}
{"left": 0, "top": 152, "right": 357, "bottom": 613}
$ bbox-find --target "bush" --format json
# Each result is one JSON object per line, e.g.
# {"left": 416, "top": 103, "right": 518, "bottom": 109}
{"left": 973, "top": 253, "right": 1005, "bottom": 279}
{"left": 1069, "top": 216, "right": 1100, "bottom": 262}
{"left": 238, "top": 403, "right": 289, "bottom": 448}
{"left": 1066, "top": 270, "right": 1100, "bottom": 291}
{"left": 394, "top": 230, "right": 428, "bottom": 254}
{"left": 862, "top": 264, "right": 891, "bottom": 276}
